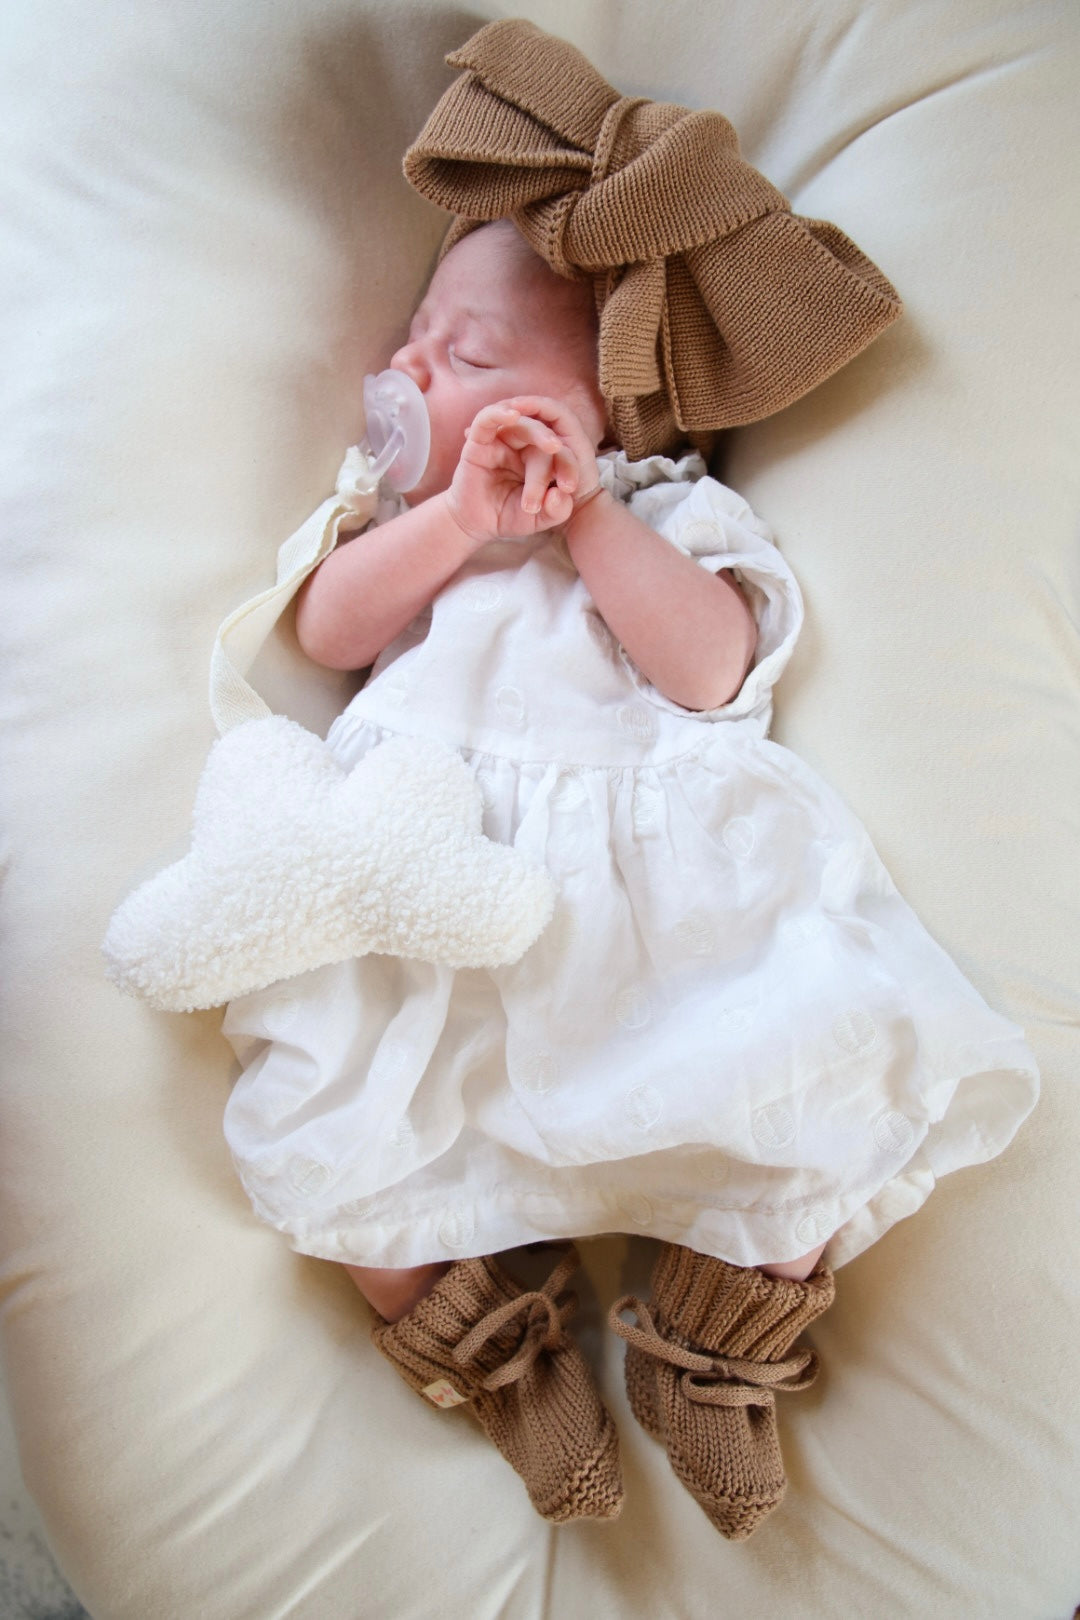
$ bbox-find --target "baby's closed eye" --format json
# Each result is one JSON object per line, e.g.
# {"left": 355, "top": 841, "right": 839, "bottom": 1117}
{"left": 450, "top": 347, "right": 493, "bottom": 372}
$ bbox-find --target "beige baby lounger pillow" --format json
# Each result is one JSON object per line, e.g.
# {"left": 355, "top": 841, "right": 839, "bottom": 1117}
{"left": 1, "top": 1, "right": 1078, "bottom": 1616}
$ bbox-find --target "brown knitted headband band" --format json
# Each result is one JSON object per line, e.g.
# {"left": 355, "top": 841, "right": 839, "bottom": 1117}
{"left": 403, "top": 18, "right": 902, "bottom": 460}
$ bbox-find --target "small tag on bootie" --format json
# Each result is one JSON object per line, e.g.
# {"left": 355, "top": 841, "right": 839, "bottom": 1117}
{"left": 422, "top": 1378, "right": 468, "bottom": 1408}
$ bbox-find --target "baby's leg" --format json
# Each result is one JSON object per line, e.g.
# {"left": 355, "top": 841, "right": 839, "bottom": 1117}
{"left": 345, "top": 1261, "right": 451, "bottom": 1322}
{"left": 757, "top": 1242, "right": 827, "bottom": 1281}
{"left": 344, "top": 1241, "right": 570, "bottom": 1320}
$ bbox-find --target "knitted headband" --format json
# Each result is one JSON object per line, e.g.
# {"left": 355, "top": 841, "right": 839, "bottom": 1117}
{"left": 403, "top": 18, "right": 903, "bottom": 460}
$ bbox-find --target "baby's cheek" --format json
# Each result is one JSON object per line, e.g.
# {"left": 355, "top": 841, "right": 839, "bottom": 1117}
{"left": 414, "top": 433, "right": 458, "bottom": 500}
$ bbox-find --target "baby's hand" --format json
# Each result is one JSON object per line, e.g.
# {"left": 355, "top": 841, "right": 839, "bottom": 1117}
{"left": 446, "top": 396, "right": 601, "bottom": 545}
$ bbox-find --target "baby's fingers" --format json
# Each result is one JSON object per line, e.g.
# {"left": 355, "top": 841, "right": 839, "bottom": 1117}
{"left": 466, "top": 402, "right": 524, "bottom": 446}
{"left": 540, "top": 484, "right": 574, "bottom": 525}
{"left": 496, "top": 412, "right": 562, "bottom": 458}
{"left": 499, "top": 414, "right": 579, "bottom": 494}
{"left": 521, "top": 444, "right": 562, "bottom": 515}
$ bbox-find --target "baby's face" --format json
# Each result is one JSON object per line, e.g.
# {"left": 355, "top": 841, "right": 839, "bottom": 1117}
{"left": 389, "top": 221, "right": 608, "bottom": 505}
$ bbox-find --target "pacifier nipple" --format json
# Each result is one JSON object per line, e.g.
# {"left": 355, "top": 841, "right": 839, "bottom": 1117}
{"left": 360, "top": 368, "right": 430, "bottom": 493}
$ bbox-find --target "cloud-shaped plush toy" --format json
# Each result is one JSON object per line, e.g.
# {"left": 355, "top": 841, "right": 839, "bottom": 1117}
{"left": 103, "top": 716, "right": 556, "bottom": 1012}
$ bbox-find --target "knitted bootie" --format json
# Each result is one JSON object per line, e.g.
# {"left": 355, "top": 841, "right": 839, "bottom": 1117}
{"left": 371, "top": 1244, "right": 623, "bottom": 1523}
{"left": 609, "top": 1243, "right": 835, "bottom": 1540}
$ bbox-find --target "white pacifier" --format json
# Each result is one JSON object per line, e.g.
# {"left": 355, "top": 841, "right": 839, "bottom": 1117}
{"left": 359, "top": 368, "right": 430, "bottom": 493}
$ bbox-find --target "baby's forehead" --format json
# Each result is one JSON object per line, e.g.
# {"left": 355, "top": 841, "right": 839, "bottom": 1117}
{"left": 418, "top": 280, "right": 595, "bottom": 368}
{"left": 415, "top": 264, "right": 548, "bottom": 328}
{"left": 411, "top": 292, "right": 516, "bottom": 333}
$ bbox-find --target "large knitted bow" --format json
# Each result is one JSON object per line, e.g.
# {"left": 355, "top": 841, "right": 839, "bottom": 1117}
{"left": 404, "top": 18, "right": 903, "bottom": 459}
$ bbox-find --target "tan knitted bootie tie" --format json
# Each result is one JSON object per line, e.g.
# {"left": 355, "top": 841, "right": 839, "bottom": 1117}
{"left": 371, "top": 1244, "right": 623, "bottom": 1523}
{"left": 609, "top": 1243, "right": 835, "bottom": 1539}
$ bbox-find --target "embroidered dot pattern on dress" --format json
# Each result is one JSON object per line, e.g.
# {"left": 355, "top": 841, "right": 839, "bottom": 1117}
{"left": 220, "top": 454, "right": 1040, "bottom": 1274}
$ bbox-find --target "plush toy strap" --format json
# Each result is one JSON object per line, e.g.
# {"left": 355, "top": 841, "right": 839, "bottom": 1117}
{"left": 208, "top": 447, "right": 381, "bottom": 733}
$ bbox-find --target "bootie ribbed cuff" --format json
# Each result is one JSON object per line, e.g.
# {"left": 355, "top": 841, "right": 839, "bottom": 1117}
{"left": 371, "top": 1256, "right": 526, "bottom": 1402}
{"left": 650, "top": 1244, "right": 836, "bottom": 1361}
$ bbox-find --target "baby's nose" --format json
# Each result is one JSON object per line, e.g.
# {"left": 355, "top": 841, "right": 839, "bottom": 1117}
{"left": 389, "top": 341, "right": 429, "bottom": 391}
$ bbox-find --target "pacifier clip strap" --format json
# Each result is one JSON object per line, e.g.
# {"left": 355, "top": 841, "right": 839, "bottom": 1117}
{"left": 208, "top": 457, "right": 379, "bottom": 734}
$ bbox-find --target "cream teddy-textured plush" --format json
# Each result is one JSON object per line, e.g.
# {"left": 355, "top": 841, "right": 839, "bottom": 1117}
{"left": 103, "top": 718, "right": 555, "bottom": 1011}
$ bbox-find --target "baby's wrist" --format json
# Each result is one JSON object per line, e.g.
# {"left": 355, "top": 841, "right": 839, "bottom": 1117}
{"left": 440, "top": 489, "right": 495, "bottom": 552}
{"left": 563, "top": 483, "right": 614, "bottom": 547}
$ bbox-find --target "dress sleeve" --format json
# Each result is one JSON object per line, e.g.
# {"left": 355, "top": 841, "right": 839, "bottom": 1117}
{"left": 621, "top": 473, "right": 805, "bottom": 730}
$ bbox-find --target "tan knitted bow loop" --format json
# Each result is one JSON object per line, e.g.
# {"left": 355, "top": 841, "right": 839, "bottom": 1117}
{"left": 681, "top": 1347, "right": 819, "bottom": 1410}
{"left": 403, "top": 17, "right": 903, "bottom": 460}
{"left": 609, "top": 1294, "right": 719, "bottom": 1376}
{"left": 452, "top": 1252, "right": 579, "bottom": 1392}
{"left": 608, "top": 1293, "right": 818, "bottom": 1410}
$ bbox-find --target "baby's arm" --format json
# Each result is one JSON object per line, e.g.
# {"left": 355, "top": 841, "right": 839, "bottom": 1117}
{"left": 508, "top": 396, "right": 757, "bottom": 712}
{"left": 295, "top": 493, "right": 481, "bottom": 670}
{"left": 566, "top": 489, "right": 757, "bottom": 711}
{"left": 295, "top": 407, "right": 574, "bottom": 670}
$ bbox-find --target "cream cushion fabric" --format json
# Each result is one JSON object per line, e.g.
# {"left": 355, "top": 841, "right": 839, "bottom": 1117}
{"left": 1, "top": 2, "right": 1077, "bottom": 1616}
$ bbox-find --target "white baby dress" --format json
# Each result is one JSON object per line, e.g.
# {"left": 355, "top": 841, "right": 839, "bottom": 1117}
{"left": 222, "top": 450, "right": 1038, "bottom": 1271}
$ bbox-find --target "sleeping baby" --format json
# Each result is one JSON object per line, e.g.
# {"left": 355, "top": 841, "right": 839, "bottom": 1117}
{"left": 215, "top": 19, "right": 1040, "bottom": 1536}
